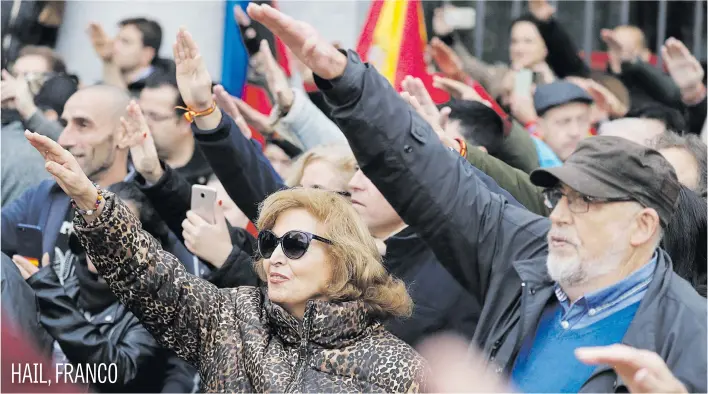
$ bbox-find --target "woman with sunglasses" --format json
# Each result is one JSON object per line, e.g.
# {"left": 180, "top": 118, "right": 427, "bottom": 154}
{"left": 26, "top": 131, "right": 427, "bottom": 392}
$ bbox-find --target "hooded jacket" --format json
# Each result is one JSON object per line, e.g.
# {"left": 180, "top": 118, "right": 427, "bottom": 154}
{"left": 74, "top": 193, "right": 428, "bottom": 392}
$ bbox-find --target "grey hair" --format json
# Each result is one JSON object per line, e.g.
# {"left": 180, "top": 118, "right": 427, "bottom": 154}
{"left": 654, "top": 132, "right": 707, "bottom": 196}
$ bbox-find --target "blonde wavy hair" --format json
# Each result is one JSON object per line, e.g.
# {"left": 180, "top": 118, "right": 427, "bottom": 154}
{"left": 286, "top": 144, "right": 358, "bottom": 188}
{"left": 255, "top": 188, "right": 413, "bottom": 318}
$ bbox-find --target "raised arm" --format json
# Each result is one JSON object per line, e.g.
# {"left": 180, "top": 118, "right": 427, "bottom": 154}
{"left": 170, "top": 27, "right": 285, "bottom": 223}
{"left": 23, "top": 126, "right": 232, "bottom": 370}
{"left": 247, "top": 4, "right": 550, "bottom": 300}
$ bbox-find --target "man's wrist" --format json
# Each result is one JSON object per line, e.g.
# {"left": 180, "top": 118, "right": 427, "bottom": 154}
{"left": 17, "top": 102, "right": 38, "bottom": 120}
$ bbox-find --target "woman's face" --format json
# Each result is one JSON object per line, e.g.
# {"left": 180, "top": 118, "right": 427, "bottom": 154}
{"left": 509, "top": 21, "right": 547, "bottom": 69}
{"left": 263, "top": 208, "right": 332, "bottom": 319}
{"left": 300, "top": 159, "right": 350, "bottom": 194}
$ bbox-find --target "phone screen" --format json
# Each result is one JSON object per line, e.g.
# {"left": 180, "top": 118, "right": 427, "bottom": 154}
{"left": 17, "top": 224, "right": 43, "bottom": 267}
{"left": 514, "top": 69, "right": 534, "bottom": 96}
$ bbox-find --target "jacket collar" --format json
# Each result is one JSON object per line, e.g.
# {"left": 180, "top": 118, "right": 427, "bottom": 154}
{"left": 262, "top": 289, "right": 378, "bottom": 349}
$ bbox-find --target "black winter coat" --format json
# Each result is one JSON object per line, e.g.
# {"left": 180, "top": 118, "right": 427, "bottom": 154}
{"left": 315, "top": 49, "right": 708, "bottom": 393}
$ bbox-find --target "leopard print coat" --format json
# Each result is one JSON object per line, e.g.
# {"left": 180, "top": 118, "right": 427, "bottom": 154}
{"left": 74, "top": 193, "right": 428, "bottom": 392}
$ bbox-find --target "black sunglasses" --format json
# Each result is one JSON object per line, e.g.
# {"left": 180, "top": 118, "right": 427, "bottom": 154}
{"left": 257, "top": 229, "right": 333, "bottom": 260}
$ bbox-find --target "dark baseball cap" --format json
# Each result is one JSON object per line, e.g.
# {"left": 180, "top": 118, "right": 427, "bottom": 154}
{"left": 534, "top": 81, "right": 593, "bottom": 117}
{"left": 530, "top": 136, "right": 681, "bottom": 227}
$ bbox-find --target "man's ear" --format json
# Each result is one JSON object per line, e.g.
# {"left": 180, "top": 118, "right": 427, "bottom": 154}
{"left": 141, "top": 47, "right": 156, "bottom": 67}
{"left": 629, "top": 208, "right": 661, "bottom": 247}
{"left": 42, "top": 109, "right": 58, "bottom": 121}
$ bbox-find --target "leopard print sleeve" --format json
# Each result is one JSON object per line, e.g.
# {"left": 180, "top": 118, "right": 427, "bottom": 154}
{"left": 73, "top": 191, "right": 233, "bottom": 368}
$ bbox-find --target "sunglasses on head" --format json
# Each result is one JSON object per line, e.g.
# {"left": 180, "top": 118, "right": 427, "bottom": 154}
{"left": 257, "top": 229, "right": 333, "bottom": 260}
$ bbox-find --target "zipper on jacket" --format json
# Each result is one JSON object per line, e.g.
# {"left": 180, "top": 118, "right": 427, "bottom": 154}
{"left": 284, "top": 302, "right": 315, "bottom": 393}
{"left": 504, "top": 282, "right": 529, "bottom": 374}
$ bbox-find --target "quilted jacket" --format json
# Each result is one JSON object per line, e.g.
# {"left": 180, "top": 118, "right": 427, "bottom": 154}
{"left": 74, "top": 192, "right": 428, "bottom": 392}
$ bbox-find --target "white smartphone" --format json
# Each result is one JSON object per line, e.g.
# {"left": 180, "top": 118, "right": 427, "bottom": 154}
{"left": 191, "top": 185, "right": 218, "bottom": 225}
{"left": 443, "top": 7, "right": 476, "bottom": 30}
{"left": 514, "top": 69, "right": 534, "bottom": 96}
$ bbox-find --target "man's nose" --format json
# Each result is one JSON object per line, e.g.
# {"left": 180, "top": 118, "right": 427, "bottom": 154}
{"left": 57, "top": 126, "right": 77, "bottom": 148}
{"left": 548, "top": 196, "right": 573, "bottom": 225}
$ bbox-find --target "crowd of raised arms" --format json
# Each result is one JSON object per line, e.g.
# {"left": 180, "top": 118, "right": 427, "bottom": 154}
{"left": 1, "top": 0, "right": 706, "bottom": 392}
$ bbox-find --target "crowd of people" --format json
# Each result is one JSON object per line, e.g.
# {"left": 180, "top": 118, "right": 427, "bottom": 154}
{"left": 1, "top": 0, "right": 706, "bottom": 392}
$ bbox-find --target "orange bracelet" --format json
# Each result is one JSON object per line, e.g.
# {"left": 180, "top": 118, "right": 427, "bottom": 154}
{"left": 454, "top": 137, "right": 468, "bottom": 157}
{"left": 175, "top": 101, "right": 217, "bottom": 123}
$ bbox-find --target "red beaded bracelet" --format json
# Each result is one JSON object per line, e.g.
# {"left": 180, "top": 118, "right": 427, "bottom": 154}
{"left": 71, "top": 183, "right": 104, "bottom": 216}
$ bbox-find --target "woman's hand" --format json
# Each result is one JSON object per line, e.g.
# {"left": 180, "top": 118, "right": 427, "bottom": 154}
{"left": 576, "top": 345, "right": 688, "bottom": 393}
{"left": 509, "top": 92, "right": 538, "bottom": 125}
{"left": 661, "top": 37, "right": 706, "bottom": 105}
{"left": 173, "top": 28, "right": 213, "bottom": 112}
{"left": 119, "top": 101, "right": 164, "bottom": 184}
{"left": 25, "top": 130, "right": 100, "bottom": 217}
{"left": 12, "top": 253, "right": 50, "bottom": 280}
{"left": 182, "top": 202, "right": 233, "bottom": 268}
{"left": 213, "top": 85, "right": 253, "bottom": 139}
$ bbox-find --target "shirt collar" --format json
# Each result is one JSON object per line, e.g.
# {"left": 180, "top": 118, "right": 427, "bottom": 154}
{"left": 555, "top": 252, "right": 657, "bottom": 311}
{"left": 132, "top": 66, "right": 155, "bottom": 83}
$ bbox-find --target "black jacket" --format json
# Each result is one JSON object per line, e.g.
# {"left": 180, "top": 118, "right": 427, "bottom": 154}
{"left": 27, "top": 265, "right": 165, "bottom": 392}
{"left": 383, "top": 227, "right": 479, "bottom": 345}
{"left": 315, "top": 49, "right": 708, "bottom": 392}
{"left": 1, "top": 252, "right": 54, "bottom": 356}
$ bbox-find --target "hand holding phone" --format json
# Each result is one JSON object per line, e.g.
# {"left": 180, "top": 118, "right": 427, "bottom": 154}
{"left": 16, "top": 224, "right": 43, "bottom": 267}
{"left": 514, "top": 69, "right": 534, "bottom": 97}
{"left": 191, "top": 185, "right": 218, "bottom": 225}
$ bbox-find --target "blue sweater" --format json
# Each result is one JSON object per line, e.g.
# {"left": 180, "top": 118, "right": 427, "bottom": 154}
{"left": 511, "top": 301, "right": 641, "bottom": 393}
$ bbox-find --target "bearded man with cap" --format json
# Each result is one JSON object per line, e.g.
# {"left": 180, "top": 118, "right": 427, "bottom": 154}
{"left": 248, "top": 8, "right": 706, "bottom": 391}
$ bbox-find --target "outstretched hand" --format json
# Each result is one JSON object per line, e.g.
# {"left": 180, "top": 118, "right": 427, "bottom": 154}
{"left": 576, "top": 345, "right": 687, "bottom": 393}
{"left": 213, "top": 85, "right": 253, "bottom": 139}
{"left": 247, "top": 3, "right": 347, "bottom": 80}
{"left": 233, "top": 97, "right": 273, "bottom": 135}
{"left": 528, "top": 0, "right": 556, "bottom": 22}
{"left": 429, "top": 37, "right": 465, "bottom": 81}
{"left": 120, "top": 101, "right": 163, "bottom": 183}
{"left": 661, "top": 37, "right": 706, "bottom": 105}
{"left": 259, "top": 39, "right": 295, "bottom": 111}
{"left": 25, "top": 130, "right": 97, "bottom": 208}
{"left": 173, "top": 28, "right": 213, "bottom": 111}
{"left": 87, "top": 22, "right": 114, "bottom": 62}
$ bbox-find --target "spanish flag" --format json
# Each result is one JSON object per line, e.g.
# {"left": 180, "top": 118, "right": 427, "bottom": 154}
{"left": 356, "top": 0, "right": 449, "bottom": 104}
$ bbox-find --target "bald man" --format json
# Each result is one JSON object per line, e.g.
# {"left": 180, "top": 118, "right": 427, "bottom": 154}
{"left": 2, "top": 84, "right": 134, "bottom": 276}
{"left": 598, "top": 117, "right": 665, "bottom": 147}
{"left": 58, "top": 84, "right": 132, "bottom": 187}
{"left": 612, "top": 26, "right": 651, "bottom": 63}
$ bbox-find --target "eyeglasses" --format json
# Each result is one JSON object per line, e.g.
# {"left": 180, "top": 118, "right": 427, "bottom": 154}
{"left": 257, "top": 229, "right": 333, "bottom": 260}
{"left": 542, "top": 188, "right": 636, "bottom": 214}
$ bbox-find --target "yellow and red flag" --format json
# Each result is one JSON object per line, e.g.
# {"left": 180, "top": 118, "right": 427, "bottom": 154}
{"left": 356, "top": 0, "right": 449, "bottom": 104}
